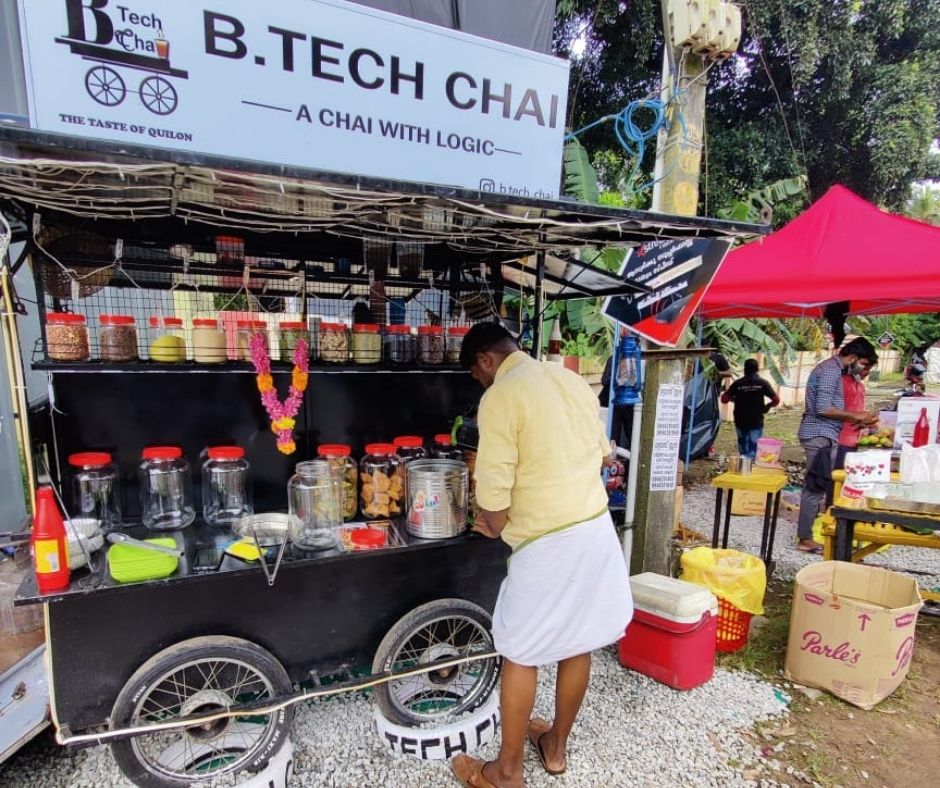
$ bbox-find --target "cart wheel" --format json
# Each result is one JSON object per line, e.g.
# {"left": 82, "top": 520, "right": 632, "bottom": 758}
{"left": 372, "top": 598, "right": 501, "bottom": 726}
{"left": 140, "top": 76, "right": 178, "bottom": 115}
{"left": 110, "top": 636, "right": 293, "bottom": 788}
{"left": 85, "top": 66, "right": 126, "bottom": 107}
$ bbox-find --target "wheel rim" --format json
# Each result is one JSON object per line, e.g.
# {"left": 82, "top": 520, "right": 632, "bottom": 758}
{"left": 86, "top": 67, "right": 125, "bottom": 106}
{"left": 127, "top": 657, "right": 280, "bottom": 783}
{"left": 140, "top": 77, "right": 177, "bottom": 115}
{"left": 381, "top": 614, "right": 498, "bottom": 723}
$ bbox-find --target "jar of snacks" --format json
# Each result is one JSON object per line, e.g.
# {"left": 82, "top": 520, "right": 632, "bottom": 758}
{"left": 236, "top": 319, "right": 267, "bottom": 361}
{"left": 417, "top": 325, "right": 445, "bottom": 365}
{"left": 201, "top": 445, "right": 252, "bottom": 527}
{"left": 288, "top": 460, "right": 341, "bottom": 551}
{"left": 359, "top": 444, "right": 404, "bottom": 518}
{"left": 319, "top": 322, "right": 349, "bottom": 363}
{"left": 138, "top": 446, "right": 195, "bottom": 531}
{"left": 99, "top": 314, "right": 139, "bottom": 362}
{"left": 46, "top": 313, "right": 90, "bottom": 361}
{"left": 279, "top": 321, "right": 309, "bottom": 362}
{"left": 352, "top": 323, "right": 382, "bottom": 364}
{"left": 192, "top": 318, "right": 226, "bottom": 363}
{"left": 431, "top": 433, "right": 463, "bottom": 461}
{"left": 384, "top": 324, "right": 414, "bottom": 365}
{"left": 148, "top": 316, "right": 186, "bottom": 363}
{"left": 446, "top": 326, "right": 470, "bottom": 364}
{"left": 317, "top": 444, "right": 358, "bottom": 520}
{"left": 393, "top": 435, "right": 428, "bottom": 464}
{"left": 68, "top": 451, "right": 121, "bottom": 533}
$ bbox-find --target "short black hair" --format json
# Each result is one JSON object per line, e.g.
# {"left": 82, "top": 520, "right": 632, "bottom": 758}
{"left": 744, "top": 358, "right": 759, "bottom": 375}
{"left": 458, "top": 322, "right": 518, "bottom": 369}
{"left": 839, "top": 336, "right": 876, "bottom": 360}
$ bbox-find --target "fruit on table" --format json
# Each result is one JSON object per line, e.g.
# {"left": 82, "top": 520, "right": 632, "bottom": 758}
{"left": 858, "top": 426, "right": 894, "bottom": 448}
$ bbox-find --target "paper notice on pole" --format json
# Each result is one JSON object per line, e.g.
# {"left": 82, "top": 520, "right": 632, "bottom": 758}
{"left": 649, "top": 383, "right": 684, "bottom": 491}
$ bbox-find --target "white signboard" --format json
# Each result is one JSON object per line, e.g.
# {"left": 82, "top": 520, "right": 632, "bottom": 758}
{"left": 16, "top": 0, "right": 569, "bottom": 197}
{"left": 649, "top": 383, "right": 684, "bottom": 491}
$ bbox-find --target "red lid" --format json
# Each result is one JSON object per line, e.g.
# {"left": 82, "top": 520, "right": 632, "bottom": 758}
{"left": 318, "top": 443, "right": 352, "bottom": 457}
{"left": 100, "top": 314, "right": 135, "bottom": 326}
{"left": 386, "top": 324, "right": 412, "bottom": 334}
{"left": 236, "top": 320, "right": 266, "bottom": 329}
{"left": 206, "top": 446, "right": 245, "bottom": 460}
{"left": 434, "top": 434, "right": 453, "bottom": 445}
{"left": 68, "top": 451, "right": 112, "bottom": 467}
{"left": 320, "top": 322, "right": 347, "bottom": 331}
{"left": 141, "top": 446, "right": 183, "bottom": 461}
{"left": 149, "top": 316, "right": 183, "bottom": 328}
{"left": 418, "top": 325, "right": 443, "bottom": 334}
{"left": 365, "top": 443, "right": 396, "bottom": 455}
{"left": 350, "top": 527, "right": 387, "bottom": 549}
{"left": 353, "top": 323, "right": 381, "bottom": 333}
{"left": 280, "top": 321, "right": 306, "bottom": 330}
{"left": 193, "top": 318, "right": 219, "bottom": 328}
{"left": 393, "top": 435, "right": 424, "bottom": 448}
{"left": 46, "top": 312, "right": 87, "bottom": 325}
{"left": 448, "top": 326, "right": 471, "bottom": 336}
{"left": 215, "top": 235, "right": 244, "bottom": 245}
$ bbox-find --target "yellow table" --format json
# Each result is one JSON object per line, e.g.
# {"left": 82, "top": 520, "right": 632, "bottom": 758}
{"left": 711, "top": 471, "right": 788, "bottom": 571}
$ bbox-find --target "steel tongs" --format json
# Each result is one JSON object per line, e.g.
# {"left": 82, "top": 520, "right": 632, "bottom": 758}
{"left": 106, "top": 532, "right": 184, "bottom": 558}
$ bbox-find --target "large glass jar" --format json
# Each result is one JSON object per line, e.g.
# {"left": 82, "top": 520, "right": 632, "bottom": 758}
{"left": 317, "top": 444, "right": 358, "bottom": 521}
{"left": 138, "top": 446, "right": 195, "bottom": 531}
{"left": 384, "top": 324, "right": 414, "bottom": 365}
{"left": 288, "top": 460, "right": 341, "bottom": 551}
{"left": 192, "top": 318, "right": 226, "bottom": 364}
{"left": 446, "top": 326, "right": 470, "bottom": 365}
{"left": 431, "top": 433, "right": 463, "bottom": 461}
{"left": 201, "top": 445, "right": 252, "bottom": 527}
{"left": 417, "top": 325, "right": 445, "bottom": 365}
{"left": 99, "top": 314, "right": 139, "bottom": 362}
{"left": 46, "top": 313, "right": 90, "bottom": 361}
{"left": 359, "top": 444, "right": 404, "bottom": 518}
{"left": 236, "top": 320, "right": 268, "bottom": 362}
{"left": 319, "top": 322, "right": 349, "bottom": 363}
{"left": 148, "top": 316, "right": 186, "bottom": 363}
{"left": 279, "top": 321, "right": 309, "bottom": 363}
{"left": 393, "top": 435, "right": 428, "bottom": 464}
{"left": 352, "top": 323, "right": 382, "bottom": 364}
{"left": 68, "top": 451, "right": 121, "bottom": 533}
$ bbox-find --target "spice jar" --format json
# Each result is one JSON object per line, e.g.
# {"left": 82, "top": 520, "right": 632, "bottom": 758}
{"left": 417, "top": 325, "right": 445, "bottom": 365}
{"left": 236, "top": 320, "right": 268, "bottom": 362}
{"left": 68, "top": 452, "right": 121, "bottom": 533}
{"left": 317, "top": 444, "right": 358, "bottom": 520}
{"left": 46, "top": 313, "right": 90, "bottom": 361}
{"left": 384, "top": 324, "right": 414, "bottom": 365}
{"left": 149, "top": 316, "right": 186, "bottom": 363}
{"left": 359, "top": 444, "right": 404, "bottom": 518}
{"left": 352, "top": 323, "right": 382, "bottom": 364}
{"left": 138, "top": 446, "right": 195, "bottom": 531}
{"left": 192, "top": 318, "right": 226, "bottom": 363}
{"left": 99, "top": 314, "right": 138, "bottom": 362}
{"left": 446, "top": 326, "right": 470, "bottom": 365}
{"left": 279, "top": 321, "right": 309, "bottom": 363}
{"left": 201, "top": 446, "right": 252, "bottom": 527}
{"left": 319, "top": 322, "right": 349, "bottom": 363}
{"left": 431, "top": 433, "right": 463, "bottom": 461}
{"left": 288, "top": 460, "right": 341, "bottom": 551}
{"left": 394, "top": 435, "right": 428, "bottom": 465}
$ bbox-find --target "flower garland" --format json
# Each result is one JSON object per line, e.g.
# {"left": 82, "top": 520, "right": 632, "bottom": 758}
{"left": 249, "top": 331, "right": 309, "bottom": 455}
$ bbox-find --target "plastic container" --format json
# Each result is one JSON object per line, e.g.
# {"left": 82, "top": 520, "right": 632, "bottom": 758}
{"left": 288, "top": 460, "right": 341, "bottom": 550}
{"left": 393, "top": 435, "right": 428, "bottom": 465}
{"left": 618, "top": 573, "right": 718, "bottom": 689}
{"left": 108, "top": 538, "right": 179, "bottom": 583}
{"left": 384, "top": 324, "right": 414, "bottom": 365}
{"left": 99, "top": 314, "right": 138, "bottom": 362}
{"left": 138, "top": 446, "right": 195, "bottom": 531}
{"left": 201, "top": 446, "right": 253, "bottom": 527}
{"left": 148, "top": 316, "right": 186, "bottom": 362}
{"left": 279, "top": 321, "right": 309, "bottom": 363}
{"left": 68, "top": 451, "right": 122, "bottom": 533}
{"left": 192, "top": 318, "right": 227, "bottom": 363}
{"left": 431, "top": 433, "right": 463, "bottom": 461}
{"left": 417, "top": 325, "right": 445, "bottom": 365}
{"left": 755, "top": 437, "right": 783, "bottom": 467}
{"left": 349, "top": 527, "right": 387, "bottom": 550}
{"left": 236, "top": 320, "right": 268, "bottom": 362}
{"left": 317, "top": 444, "right": 358, "bottom": 520}
{"left": 446, "top": 326, "right": 470, "bottom": 364}
{"left": 46, "top": 312, "right": 90, "bottom": 361}
{"left": 360, "top": 444, "right": 404, "bottom": 518}
{"left": 319, "top": 322, "right": 349, "bottom": 363}
{"left": 352, "top": 323, "right": 382, "bottom": 364}
{"left": 715, "top": 597, "right": 752, "bottom": 653}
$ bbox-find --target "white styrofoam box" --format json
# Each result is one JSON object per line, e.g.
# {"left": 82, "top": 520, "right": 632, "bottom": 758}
{"left": 630, "top": 572, "right": 718, "bottom": 625}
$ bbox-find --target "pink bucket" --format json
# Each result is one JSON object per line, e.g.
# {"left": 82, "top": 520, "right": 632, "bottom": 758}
{"left": 755, "top": 437, "right": 783, "bottom": 467}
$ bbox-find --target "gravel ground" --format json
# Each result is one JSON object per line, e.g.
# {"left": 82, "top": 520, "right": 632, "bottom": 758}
{"left": 680, "top": 486, "right": 940, "bottom": 590}
{"left": 0, "top": 648, "right": 789, "bottom": 787}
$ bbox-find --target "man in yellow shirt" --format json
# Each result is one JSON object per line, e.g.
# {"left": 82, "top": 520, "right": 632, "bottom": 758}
{"left": 451, "top": 323, "right": 632, "bottom": 788}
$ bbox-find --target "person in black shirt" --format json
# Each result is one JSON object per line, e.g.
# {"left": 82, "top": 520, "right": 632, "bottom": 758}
{"left": 721, "top": 359, "right": 780, "bottom": 458}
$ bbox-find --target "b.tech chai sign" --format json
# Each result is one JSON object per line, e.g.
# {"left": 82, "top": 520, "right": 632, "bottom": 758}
{"left": 16, "top": 0, "right": 570, "bottom": 197}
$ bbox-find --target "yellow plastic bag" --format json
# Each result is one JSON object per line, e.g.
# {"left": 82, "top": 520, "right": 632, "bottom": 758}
{"left": 680, "top": 547, "right": 766, "bottom": 615}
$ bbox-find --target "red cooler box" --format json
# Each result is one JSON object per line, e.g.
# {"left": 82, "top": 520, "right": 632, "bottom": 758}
{"left": 619, "top": 573, "right": 718, "bottom": 690}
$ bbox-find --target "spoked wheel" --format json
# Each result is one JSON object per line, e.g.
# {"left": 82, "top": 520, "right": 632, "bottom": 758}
{"left": 110, "top": 636, "right": 293, "bottom": 788}
{"left": 140, "top": 76, "right": 178, "bottom": 115}
{"left": 372, "top": 598, "right": 501, "bottom": 726}
{"left": 85, "top": 66, "right": 125, "bottom": 106}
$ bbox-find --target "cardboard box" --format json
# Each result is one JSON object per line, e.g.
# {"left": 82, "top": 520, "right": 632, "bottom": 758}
{"left": 730, "top": 465, "right": 786, "bottom": 516}
{"left": 784, "top": 562, "right": 923, "bottom": 709}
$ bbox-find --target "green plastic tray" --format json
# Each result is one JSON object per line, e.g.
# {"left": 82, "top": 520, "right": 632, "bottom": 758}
{"left": 108, "top": 538, "right": 179, "bottom": 583}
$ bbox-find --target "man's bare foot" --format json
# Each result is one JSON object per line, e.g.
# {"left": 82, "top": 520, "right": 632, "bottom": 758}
{"left": 483, "top": 761, "right": 524, "bottom": 788}
{"left": 796, "top": 539, "right": 822, "bottom": 553}
{"left": 537, "top": 732, "right": 568, "bottom": 774}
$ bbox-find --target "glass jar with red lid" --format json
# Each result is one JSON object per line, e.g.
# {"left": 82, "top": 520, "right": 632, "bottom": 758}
{"left": 431, "top": 433, "right": 463, "bottom": 461}
{"left": 46, "top": 313, "right": 91, "bottom": 361}
{"left": 279, "top": 321, "right": 309, "bottom": 363}
{"left": 352, "top": 323, "right": 382, "bottom": 364}
{"left": 99, "top": 314, "right": 139, "bottom": 362}
{"left": 148, "top": 316, "right": 186, "bottom": 363}
{"left": 359, "top": 444, "right": 404, "bottom": 518}
{"left": 201, "top": 446, "right": 252, "bottom": 527}
{"left": 192, "top": 318, "right": 227, "bottom": 364}
{"left": 68, "top": 451, "right": 121, "bottom": 533}
{"left": 417, "top": 325, "right": 445, "bottom": 365}
{"left": 316, "top": 444, "right": 358, "bottom": 520}
{"left": 446, "top": 326, "right": 470, "bottom": 364}
{"left": 384, "top": 324, "right": 414, "bottom": 365}
{"left": 319, "top": 322, "right": 349, "bottom": 363}
{"left": 236, "top": 320, "right": 268, "bottom": 362}
{"left": 138, "top": 446, "right": 195, "bottom": 531}
{"left": 393, "top": 435, "right": 428, "bottom": 464}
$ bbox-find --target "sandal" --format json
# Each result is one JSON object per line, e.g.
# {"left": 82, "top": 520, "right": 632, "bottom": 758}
{"left": 527, "top": 717, "right": 567, "bottom": 776}
{"left": 795, "top": 544, "right": 823, "bottom": 554}
{"left": 451, "top": 755, "right": 498, "bottom": 788}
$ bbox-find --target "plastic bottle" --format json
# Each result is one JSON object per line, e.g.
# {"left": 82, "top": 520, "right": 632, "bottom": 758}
{"left": 912, "top": 407, "right": 930, "bottom": 448}
{"left": 547, "top": 320, "right": 562, "bottom": 362}
{"left": 32, "top": 486, "right": 71, "bottom": 593}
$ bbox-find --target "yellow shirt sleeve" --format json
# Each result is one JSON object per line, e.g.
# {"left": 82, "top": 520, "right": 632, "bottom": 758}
{"left": 473, "top": 387, "right": 518, "bottom": 512}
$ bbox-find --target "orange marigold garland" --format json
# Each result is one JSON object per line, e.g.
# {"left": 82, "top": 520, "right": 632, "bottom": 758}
{"left": 250, "top": 332, "right": 308, "bottom": 455}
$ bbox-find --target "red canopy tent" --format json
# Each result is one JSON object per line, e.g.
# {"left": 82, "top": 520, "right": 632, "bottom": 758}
{"left": 700, "top": 185, "right": 940, "bottom": 318}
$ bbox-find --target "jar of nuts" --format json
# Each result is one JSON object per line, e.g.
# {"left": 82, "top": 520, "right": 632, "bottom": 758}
{"left": 319, "top": 322, "right": 350, "bottom": 363}
{"left": 99, "top": 314, "right": 139, "bottom": 362}
{"left": 417, "top": 325, "right": 445, "bottom": 365}
{"left": 46, "top": 312, "right": 91, "bottom": 361}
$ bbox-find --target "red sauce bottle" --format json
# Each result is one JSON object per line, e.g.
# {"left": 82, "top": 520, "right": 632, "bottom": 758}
{"left": 31, "top": 487, "right": 70, "bottom": 593}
